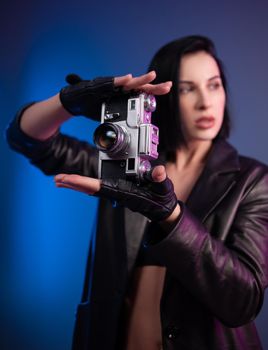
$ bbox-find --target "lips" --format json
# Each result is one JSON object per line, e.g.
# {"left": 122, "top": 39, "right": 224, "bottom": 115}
{"left": 195, "top": 116, "right": 215, "bottom": 129}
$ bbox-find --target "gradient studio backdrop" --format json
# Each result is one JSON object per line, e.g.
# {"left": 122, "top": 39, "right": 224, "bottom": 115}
{"left": 1, "top": 1, "right": 268, "bottom": 349}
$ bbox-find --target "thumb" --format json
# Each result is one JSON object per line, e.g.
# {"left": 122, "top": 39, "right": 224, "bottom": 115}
{"left": 151, "top": 165, "right": 166, "bottom": 183}
{"left": 149, "top": 165, "right": 174, "bottom": 196}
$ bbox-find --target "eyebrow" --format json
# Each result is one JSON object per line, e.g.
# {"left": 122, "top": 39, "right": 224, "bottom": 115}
{"left": 179, "top": 75, "right": 221, "bottom": 84}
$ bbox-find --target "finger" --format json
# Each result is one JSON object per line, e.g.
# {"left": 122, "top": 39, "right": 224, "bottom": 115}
{"left": 54, "top": 173, "right": 101, "bottom": 191}
{"left": 55, "top": 181, "right": 97, "bottom": 195}
{"left": 55, "top": 182, "right": 86, "bottom": 192}
{"left": 151, "top": 165, "right": 166, "bottom": 182}
{"left": 114, "top": 74, "right": 133, "bottom": 87}
{"left": 54, "top": 174, "right": 67, "bottom": 182}
{"left": 137, "top": 81, "right": 172, "bottom": 95}
{"left": 123, "top": 71, "right": 156, "bottom": 91}
{"left": 56, "top": 183, "right": 96, "bottom": 195}
{"left": 54, "top": 174, "right": 101, "bottom": 194}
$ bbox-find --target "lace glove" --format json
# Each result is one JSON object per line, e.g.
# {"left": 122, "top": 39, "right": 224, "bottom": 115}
{"left": 96, "top": 169, "right": 178, "bottom": 222}
{"left": 59, "top": 74, "right": 121, "bottom": 120}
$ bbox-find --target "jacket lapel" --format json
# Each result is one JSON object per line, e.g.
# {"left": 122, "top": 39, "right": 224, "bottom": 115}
{"left": 186, "top": 140, "right": 240, "bottom": 222}
{"left": 124, "top": 209, "right": 149, "bottom": 272}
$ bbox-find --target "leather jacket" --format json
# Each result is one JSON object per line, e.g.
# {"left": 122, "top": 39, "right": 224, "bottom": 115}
{"left": 6, "top": 105, "right": 268, "bottom": 350}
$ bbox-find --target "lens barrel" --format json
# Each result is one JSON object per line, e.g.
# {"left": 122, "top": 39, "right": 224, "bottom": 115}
{"left": 93, "top": 123, "right": 129, "bottom": 155}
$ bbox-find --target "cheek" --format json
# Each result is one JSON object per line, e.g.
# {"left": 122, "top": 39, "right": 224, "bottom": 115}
{"left": 179, "top": 99, "right": 187, "bottom": 115}
{"left": 220, "top": 96, "right": 226, "bottom": 112}
{"left": 218, "top": 92, "right": 226, "bottom": 113}
{"left": 214, "top": 93, "right": 226, "bottom": 122}
{"left": 179, "top": 102, "right": 190, "bottom": 124}
{"left": 179, "top": 96, "right": 194, "bottom": 117}
{"left": 215, "top": 95, "right": 226, "bottom": 132}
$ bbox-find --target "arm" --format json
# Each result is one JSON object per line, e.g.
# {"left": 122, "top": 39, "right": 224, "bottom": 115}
{"left": 20, "top": 93, "right": 72, "bottom": 141}
{"left": 52, "top": 145, "right": 268, "bottom": 326}
{"left": 143, "top": 168, "right": 268, "bottom": 327}
{"left": 53, "top": 154, "right": 268, "bottom": 328}
{"left": 6, "top": 100, "right": 99, "bottom": 176}
{"left": 6, "top": 72, "right": 172, "bottom": 176}
{"left": 18, "top": 71, "right": 172, "bottom": 141}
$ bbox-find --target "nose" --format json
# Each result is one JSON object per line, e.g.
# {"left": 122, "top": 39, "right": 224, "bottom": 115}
{"left": 196, "top": 89, "right": 212, "bottom": 110}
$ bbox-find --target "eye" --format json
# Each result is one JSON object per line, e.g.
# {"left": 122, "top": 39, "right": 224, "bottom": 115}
{"left": 179, "top": 85, "right": 194, "bottom": 94}
{"left": 208, "top": 81, "right": 222, "bottom": 91}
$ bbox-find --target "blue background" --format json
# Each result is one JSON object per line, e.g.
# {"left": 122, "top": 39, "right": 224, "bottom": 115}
{"left": 1, "top": 0, "right": 268, "bottom": 349}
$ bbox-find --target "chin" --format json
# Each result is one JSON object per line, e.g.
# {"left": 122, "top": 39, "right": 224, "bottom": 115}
{"left": 191, "top": 130, "right": 220, "bottom": 142}
{"left": 205, "top": 125, "right": 223, "bottom": 137}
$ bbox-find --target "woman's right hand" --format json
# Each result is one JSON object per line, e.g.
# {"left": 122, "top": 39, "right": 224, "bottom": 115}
{"left": 59, "top": 71, "right": 172, "bottom": 120}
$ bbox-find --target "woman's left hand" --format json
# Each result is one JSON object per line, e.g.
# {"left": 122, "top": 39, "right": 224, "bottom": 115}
{"left": 54, "top": 165, "right": 180, "bottom": 222}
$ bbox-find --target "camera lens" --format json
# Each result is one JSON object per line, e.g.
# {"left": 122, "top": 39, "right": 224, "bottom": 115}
{"left": 98, "top": 129, "right": 117, "bottom": 149}
{"left": 93, "top": 123, "right": 129, "bottom": 155}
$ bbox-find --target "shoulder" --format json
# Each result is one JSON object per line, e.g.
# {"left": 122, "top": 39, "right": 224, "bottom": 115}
{"left": 238, "top": 154, "right": 268, "bottom": 178}
{"left": 234, "top": 154, "right": 268, "bottom": 203}
{"left": 215, "top": 139, "right": 268, "bottom": 176}
{"left": 213, "top": 139, "right": 268, "bottom": 195}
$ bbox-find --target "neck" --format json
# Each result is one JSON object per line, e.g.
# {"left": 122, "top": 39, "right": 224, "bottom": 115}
{"left": 172, "top": 140, "right": 213, "bottom": 170}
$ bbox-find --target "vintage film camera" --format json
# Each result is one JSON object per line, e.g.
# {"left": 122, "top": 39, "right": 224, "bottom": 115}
{"left": 93, "top": 92, "right": 159, "bottom": 180}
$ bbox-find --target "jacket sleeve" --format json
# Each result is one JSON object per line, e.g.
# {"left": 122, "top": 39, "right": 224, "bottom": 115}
{"left": 6, "top": 103, "right": 99, "bottom": 177}
{"left": 142, "top": 169, "right": 268, "bottom": 327}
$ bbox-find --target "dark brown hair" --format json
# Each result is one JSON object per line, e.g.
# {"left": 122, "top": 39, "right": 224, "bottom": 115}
{"left": 148, "top": 35, "right": 231, "bottom": 153}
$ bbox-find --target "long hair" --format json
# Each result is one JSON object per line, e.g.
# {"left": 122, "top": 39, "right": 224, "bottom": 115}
{"left": 148, "top": 35, "right": 231, "bottom": 153}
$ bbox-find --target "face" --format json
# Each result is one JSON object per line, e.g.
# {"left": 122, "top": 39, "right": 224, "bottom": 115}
{"left": 178, "top": 51, "right": 226, "bottom": 144}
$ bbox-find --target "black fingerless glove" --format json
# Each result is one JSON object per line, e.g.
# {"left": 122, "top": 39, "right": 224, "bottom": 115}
{"left": 96, "top": 170, "right": 178, "bottom": 222}
{"left": 59, "top": 74, "right": 121, "bottom": 120}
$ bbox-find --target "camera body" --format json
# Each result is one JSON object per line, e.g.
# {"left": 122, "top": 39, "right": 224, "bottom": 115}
{"left": 93, "top": 92, "right": 159, "bottom": 180}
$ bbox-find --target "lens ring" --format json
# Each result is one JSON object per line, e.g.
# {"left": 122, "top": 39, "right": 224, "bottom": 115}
{"left": 93, "top": 123, "right": 129, "bottom": 155}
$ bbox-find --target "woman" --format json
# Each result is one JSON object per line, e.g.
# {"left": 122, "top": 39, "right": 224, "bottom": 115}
{"left": 6, "top": 36, "right": 268, "bottom": 350}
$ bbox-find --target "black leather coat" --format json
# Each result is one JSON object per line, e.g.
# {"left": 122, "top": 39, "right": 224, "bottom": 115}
{"left": 6, "top": 107, "right": 268, "bottom": 350}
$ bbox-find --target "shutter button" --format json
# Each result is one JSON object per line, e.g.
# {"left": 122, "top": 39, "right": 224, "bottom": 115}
{"left": 165, "top": 325, "right": 180, "bottom": 339}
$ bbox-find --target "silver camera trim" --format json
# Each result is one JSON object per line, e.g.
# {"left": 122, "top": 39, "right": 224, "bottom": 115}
{"left": 95, "top": 93, "right": 159, "bottom": 179}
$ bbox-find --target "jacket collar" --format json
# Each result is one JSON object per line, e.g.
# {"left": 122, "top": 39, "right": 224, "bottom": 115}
{"left": 201, "top": 138, "right": 240, "bottom": 174}
{"left": 186, "top": 139, "right": 240, "bottom": 222}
